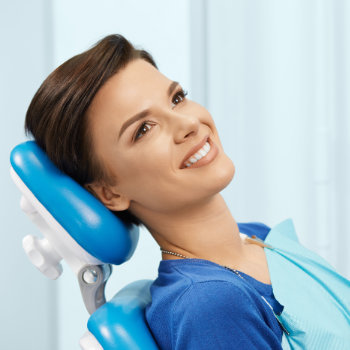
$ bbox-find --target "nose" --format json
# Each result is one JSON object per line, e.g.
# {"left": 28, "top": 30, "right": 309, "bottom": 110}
{"left": 168, "top": 109, "right": 201, "bottom": 144}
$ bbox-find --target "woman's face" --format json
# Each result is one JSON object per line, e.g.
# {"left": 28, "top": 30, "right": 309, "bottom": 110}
{"left": 87, "top": 58, "right": 235, "bottom": 221}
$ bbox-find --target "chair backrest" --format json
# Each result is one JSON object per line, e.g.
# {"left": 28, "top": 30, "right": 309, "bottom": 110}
{"left": 10, "top": 141, "right": 158, "bottom": 349}
{"left": 86, "top": 279, "right": 158, "bottom": 350}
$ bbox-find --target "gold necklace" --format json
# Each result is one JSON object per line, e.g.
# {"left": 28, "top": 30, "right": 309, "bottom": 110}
{"left": 160, "top": 233, "right": 274, "bottom": 278}
{"left": 160, "top": 246, "right": 245, "bottom": 278}
{"left": 160, "top": 233, "right": 273, "bottom": 260}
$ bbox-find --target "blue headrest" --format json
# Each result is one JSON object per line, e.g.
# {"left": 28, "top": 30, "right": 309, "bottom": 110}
{"left": 10, "top": 141, "right": 139, "bottom": 265}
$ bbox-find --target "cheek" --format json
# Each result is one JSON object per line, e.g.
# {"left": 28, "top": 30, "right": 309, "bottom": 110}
{"left": 192, "top": 103, "right": 222, "bottom": 146}
{"left": 117, "top": 148, "right": 171, "bottom": 195}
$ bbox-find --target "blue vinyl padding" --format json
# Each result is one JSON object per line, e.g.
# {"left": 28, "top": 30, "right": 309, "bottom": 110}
{"left": 10, "top": 141, "right": 139, "bottom": 265}
{"left": 88, "top": 280, "right": 158, "bottom": 350}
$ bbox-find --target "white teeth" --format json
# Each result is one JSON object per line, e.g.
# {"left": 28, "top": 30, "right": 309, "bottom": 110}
{"left": 199, "top": 149, "right": 207, "bottom": 157}
{"left": 184, "top": 142, "right": 211, "bottom": 167}
{"left": 194, "top": 153, "right": 202, "bottom": 160}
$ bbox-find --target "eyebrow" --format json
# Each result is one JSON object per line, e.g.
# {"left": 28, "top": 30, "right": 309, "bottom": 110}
{"left": 118, "top": 80, "right": 180, "bottom": 140}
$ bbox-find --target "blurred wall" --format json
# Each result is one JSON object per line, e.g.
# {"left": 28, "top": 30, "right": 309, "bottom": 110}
{"left": 205, "top": 0, "right": 350, "bottom": 278}
{"left": 1, "top": 1, "right": 57, "bottom": 349}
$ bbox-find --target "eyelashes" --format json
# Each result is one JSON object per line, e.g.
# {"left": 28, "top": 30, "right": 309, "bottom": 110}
{"left": 171, "top": 88, "right": 188, "bottom": 108}
{"left": 133, "top": 88, "right": 188, "bottom": 142}
{"left": 134, "top": 121, "right": 155, "bottom": 142}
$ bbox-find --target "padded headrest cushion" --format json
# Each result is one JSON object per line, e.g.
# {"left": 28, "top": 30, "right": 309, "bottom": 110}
{"left": 10, "top": 141, "right": 139, "bottom": 265}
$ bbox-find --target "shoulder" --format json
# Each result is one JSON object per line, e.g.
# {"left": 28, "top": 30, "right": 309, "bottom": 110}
{"left": 171, "top": 280, "right": 283, "bottom": 349}
{"left": 173, "top": 279, "right": 260, "bottom": 319}
{"left": 146, "top": 265, "right": 253, "bottom": 335}
{"left": 146, "top": 262, "right": 247, "bottom": 320}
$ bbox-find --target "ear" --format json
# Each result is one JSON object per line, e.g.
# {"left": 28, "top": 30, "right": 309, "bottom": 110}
{"left": 85, "top": 182, "right": 130, "bottom": 212}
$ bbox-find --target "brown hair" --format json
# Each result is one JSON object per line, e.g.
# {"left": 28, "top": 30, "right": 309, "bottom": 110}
{"left": 25, "top": 34, "right": 158, "bottom": 227}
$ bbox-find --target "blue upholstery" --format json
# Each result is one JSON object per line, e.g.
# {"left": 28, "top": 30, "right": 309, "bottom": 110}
{"left": 10, "top": 141, "right": 139, "bottom": 264}
{"left": 88, "top": 280, "right": 158, "bottom": 350}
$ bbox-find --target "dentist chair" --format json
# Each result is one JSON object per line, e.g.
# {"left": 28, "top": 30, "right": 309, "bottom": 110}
{"left": 10, "top": 141, "right": 159, "bottom": 350}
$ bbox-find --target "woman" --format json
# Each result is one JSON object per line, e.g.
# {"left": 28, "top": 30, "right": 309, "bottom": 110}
{"left": 24, "top": 34, "right": 350, "bottom": 349}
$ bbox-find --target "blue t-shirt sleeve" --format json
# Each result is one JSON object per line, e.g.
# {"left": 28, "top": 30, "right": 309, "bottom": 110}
{"left": 171, "top": 281, "right": 283, "bottom": 350}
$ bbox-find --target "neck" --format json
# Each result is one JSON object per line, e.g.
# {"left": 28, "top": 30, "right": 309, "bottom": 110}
{"left": 136, "top": 193, "right": 247, "bottom": 268}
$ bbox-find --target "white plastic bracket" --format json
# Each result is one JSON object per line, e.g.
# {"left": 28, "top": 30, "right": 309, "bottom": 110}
{"left": 11, "top": 167, "right": 103, "bottom": 278}
{"left": 22, "top": 234, "right": 63, "bottom": 280}
{"left": 79, "top": 331, "right": 103, "bottom": 350}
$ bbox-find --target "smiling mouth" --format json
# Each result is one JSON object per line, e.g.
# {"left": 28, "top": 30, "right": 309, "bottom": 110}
{"left": 180, "top": 137, "right": 218, "bottom": 169}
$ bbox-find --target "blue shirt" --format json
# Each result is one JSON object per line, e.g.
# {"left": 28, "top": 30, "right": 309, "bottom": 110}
{"left": 145, "top": 222, "right": 285, "bottom": 349}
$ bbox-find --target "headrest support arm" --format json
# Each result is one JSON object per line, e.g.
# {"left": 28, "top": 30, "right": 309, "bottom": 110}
{"left": 78, "top": 264, "right": 113, "bottom": 315}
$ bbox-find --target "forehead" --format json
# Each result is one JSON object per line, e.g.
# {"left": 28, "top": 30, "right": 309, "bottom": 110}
{"left": 88, "top": 59, "right": 170, "bottom": 121}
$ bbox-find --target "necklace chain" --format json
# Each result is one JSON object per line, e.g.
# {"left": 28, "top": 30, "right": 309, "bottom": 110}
{"left": 160, "top": 249, "right": 189, "bottom": 259}
{"left": 159, "top": 248, "right": 244, "bottom": 278}
{"left": 160, "top": 233, "right": 272, "bottom": 280}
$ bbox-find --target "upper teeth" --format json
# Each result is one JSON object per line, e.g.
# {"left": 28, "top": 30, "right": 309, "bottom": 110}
{"left": 185, "top": 142, "right": 211, "bottom": 167}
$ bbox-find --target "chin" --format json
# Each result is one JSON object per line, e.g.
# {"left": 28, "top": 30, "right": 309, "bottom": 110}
{"left": 208, "top": 156, "right": 236, "bottom": 193}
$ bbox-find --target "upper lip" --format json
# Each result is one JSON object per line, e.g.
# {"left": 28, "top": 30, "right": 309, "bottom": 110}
{"left": 179, "top": 135, "right": 209, "bottom": 169}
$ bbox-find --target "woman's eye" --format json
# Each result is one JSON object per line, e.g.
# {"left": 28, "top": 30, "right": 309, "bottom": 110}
{"left": 134, "top": 121, "right": 153, "bottom": 141}
{"left": 133, "top": 89, "right": 188, "bottom": 142}
{"left": 171, "top": 89, "right": 188, "bottom": 108}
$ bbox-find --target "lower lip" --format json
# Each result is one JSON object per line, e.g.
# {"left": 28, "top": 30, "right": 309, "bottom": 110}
{"left": 183, "top": 138, "right": 219, "bottom": 169}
